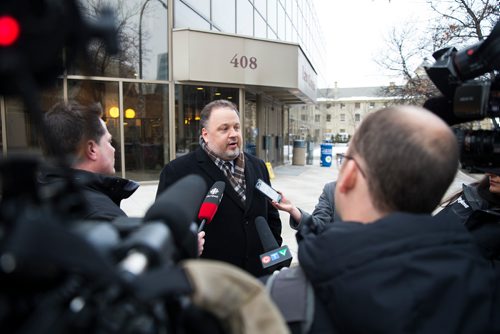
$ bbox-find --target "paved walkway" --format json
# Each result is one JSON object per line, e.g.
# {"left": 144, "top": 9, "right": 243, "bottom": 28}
{"left": 121, "top": 152, "right": 478, "bottom": 265}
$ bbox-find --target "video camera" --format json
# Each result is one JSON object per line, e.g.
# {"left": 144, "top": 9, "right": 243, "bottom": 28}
{"left": 424, "top": 19, "right": 500, "bottom": 172}
{"left": 0, "top": 1, "right": 226, "bottom": 333}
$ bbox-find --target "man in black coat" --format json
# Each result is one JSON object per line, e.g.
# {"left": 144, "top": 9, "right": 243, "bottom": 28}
{"left": 296, "top": 106, "right": 499, "bottom": 333}
{"left": 40, "top": 101, "right": 139, "bottom": 221}
{"left": 156, "top": 99, "right": 282, "bottom": 277}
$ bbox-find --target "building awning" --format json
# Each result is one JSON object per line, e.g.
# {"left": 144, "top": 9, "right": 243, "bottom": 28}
{"left": 172, "top": 29, "right": 317, "bottom": 104}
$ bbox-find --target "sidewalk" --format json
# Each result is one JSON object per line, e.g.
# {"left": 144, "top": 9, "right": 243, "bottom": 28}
{"left": 121, "top": 152, "right": 478, "bottom": 265}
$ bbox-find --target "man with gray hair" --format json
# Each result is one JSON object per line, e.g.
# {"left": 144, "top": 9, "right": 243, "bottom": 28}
{"left": 296, "top": 106, "right": 498, "bottom": 333}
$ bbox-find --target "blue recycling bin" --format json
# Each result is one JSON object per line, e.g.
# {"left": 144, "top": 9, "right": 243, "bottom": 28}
{"left": 320, "top": 143, "right": 333, "bottom": 167}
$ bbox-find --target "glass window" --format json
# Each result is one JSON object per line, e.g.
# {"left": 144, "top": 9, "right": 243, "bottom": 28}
{"left": 254, "top": 0, "right": 267, "bottom": 18}
{"left": 123, "top": 82, "right": 168, "bottom": 181}
{"left": 326, "top": 114, "right": 331, "bottom": 122}
{"left": 267, "top": 0, "right": 277, "bottom": 33}
{"left": 139, "top": 0, "right": 169, "bottom": 80}
{"left": 268, "top": 29, "right": 277, "bottom": 40}
{"left": 355, "top": 114, "right": 361, "bottom": 122}
{"left": 369, "top": 102, "right": 375, "bottom": 109}
{"left": 340, "top": 114, "right": 345, "bottom": 122}
{"left": 286, "top": 0, "right": 293, "bottom": 15}
{"left": 355, "top": 102, "right": 361, "bottom": 109}
{"left": 182, "top": 0, "right": 210, "bottom": 18}
{"left": 314, "top": 114, "right": 320, "bottom": 122}
{"left": 213, "top": 0, "right": 236, "bottom": 33}
{"left": 277, "top": 4, "right": 285, "bottom": 40}
{"left": 72, "top": 0, "right": 168, "bottom": 80}
{"left": 237, "top": 0, "right": 254, "bottom": 36}
{"left": 175, "top": 85, "right": 239, "bottom": 156}
{"left": 244, "top": 92, "right": 258, "bottom": 156}
{"left": 5, "top": 82, "right": 64, "bottom": 152}
{"left": 67, "top": 79, "right": 123, "bottom": 174}
{"left": 254, "top": 11, "right": 267, "bottom": 39}
{"left": 174, "top": 0, "right": 210, "bottom": 30}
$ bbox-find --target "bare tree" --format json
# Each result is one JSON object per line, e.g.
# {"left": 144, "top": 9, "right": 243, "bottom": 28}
{"left": 377, "top": 0, "right": 499, "bottom": 105}
{"left": 426, "top": 0, "right": 498, "bottom": 47}
{"left": 81, "top": 0, "right": 142, "bottom": 78}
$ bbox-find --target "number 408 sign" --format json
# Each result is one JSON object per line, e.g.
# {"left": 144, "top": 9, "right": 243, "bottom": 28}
{"left": 230, "top": 54, "right": 258, "bottom": 69}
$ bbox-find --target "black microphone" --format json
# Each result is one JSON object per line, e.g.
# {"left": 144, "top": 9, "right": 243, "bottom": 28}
{"left": 116, "top": 222, "right": 175, "bottom": 277}
{"left": 197, "top": 181, "right": 225, "bottom": 232}
{"left": 144, "top": 174, "right": 207, "bottom": 260}
{"left": 255, "top": 216, "right": 292, "bottom": 271}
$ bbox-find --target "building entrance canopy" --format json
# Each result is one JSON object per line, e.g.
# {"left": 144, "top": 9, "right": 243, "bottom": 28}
{"left": 173, "top": 29, "right": 317, "bottom": 104}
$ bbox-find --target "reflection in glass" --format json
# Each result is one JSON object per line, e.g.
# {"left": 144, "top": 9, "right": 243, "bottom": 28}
{"left": 72, "top": 0, "right": 168, "bottom": 81}
{"left": 5, "top": 82, "right": 63, "bottom": 152}
{"left": 175, "top": 85, "right": 239, "bottom": 157}
{"left": 67, "top": 79, "right": 122, "bottom": 174}
{"left": 123, "top": 82, "right": 168, "bottom": 181}
{"left": 138, "top": 0, "right": 168, "bottom": 80}
{"left": 244, "top": 92, "right": 258, "bottom": 156}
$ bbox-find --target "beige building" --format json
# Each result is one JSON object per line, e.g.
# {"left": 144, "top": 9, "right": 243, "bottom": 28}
{"left": 289, "top": 86, "right": 394, "bottom": 143}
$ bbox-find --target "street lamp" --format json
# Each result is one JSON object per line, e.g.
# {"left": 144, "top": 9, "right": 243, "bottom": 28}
{"left": 138, "top": 0, "right": 167, "bottom": 79}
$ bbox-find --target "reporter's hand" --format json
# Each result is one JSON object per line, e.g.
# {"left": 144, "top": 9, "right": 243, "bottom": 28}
{"left": 198, "top": 231, "right": 205, "bottom": 256}
{"left": 271, "top": 191, "right": 303, "bottom": 222}
{"left": 271, "top": 191, "right": 294, "bottom": 213}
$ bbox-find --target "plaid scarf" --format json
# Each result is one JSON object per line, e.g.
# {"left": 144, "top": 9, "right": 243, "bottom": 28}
{"left": 200, "top": 136, "right": 246, "bottom": 203}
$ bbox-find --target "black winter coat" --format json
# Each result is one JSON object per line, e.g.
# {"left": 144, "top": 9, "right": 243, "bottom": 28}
{"left": 298, "top": 212, "right": 499, "bottom": 334}
{"left": 157, "top": 147, "right": 282, "bottom": 277}
{"left": 436, "top": 183, "right": 500, "bottom": 260}
{"left": 39, "top": 168, "right": 139, "bottom": 221}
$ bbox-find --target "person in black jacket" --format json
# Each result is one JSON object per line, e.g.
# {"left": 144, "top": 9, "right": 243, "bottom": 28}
{"left": 156, "top": 99, "right": 282, "bottom": 277}
{"left": 40, "top": 101, "right": 139, "bottom": 221}
{"left": 296, "top": 106, "right": 499, "bottom": 333}
{"left": 437, "top": 168, "right": 500, "bottom": 260}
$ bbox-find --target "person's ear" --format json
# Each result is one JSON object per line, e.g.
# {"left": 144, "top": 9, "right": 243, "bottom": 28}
{"left": 337, "top": 160, "right": 358, "bottom": 194}
{"left": 201, "top": 128, "right": 208, "bottom": 141}
{"left": 85, "top": 140, "right": 99, "bottom": 161}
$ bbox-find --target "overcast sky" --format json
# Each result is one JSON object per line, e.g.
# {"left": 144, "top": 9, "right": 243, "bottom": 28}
{"left": 314, "top": 0, "right": 435, "bottom": 88}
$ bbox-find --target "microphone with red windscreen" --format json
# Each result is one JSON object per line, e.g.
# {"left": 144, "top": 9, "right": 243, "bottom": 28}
{"left": 197, "top": 181, "right": 225, "bottom": 232}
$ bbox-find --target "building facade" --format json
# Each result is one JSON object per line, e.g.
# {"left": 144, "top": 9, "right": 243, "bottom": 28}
{"left": 0, "top": 0, "right": 326, "bottom": 181}
{"left": 289, "top": 86, "right": 394, "bottom": 143}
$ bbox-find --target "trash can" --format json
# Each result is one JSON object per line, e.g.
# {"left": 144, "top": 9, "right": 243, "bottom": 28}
{"left": 292, "top": 140, "right": 306, "bottom": 166}
{"left": 306, "top": 140, "right": 314, "bottom": 165}
{"left": 320, "top": 143, "right": 333, "bottom": 167}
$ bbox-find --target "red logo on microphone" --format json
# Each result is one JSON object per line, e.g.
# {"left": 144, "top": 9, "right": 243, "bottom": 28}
{"left": 261, "top": 255, "right": 271, "bottom": 264}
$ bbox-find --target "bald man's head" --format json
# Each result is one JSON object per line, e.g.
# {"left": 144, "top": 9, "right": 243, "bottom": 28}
{"left": 349, "top": 105, "right": 459, "bottom": 213}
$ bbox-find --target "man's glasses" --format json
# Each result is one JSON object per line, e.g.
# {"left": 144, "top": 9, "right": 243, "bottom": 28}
{"left": 338, "top": 153, "right": 366, "bottom": 178}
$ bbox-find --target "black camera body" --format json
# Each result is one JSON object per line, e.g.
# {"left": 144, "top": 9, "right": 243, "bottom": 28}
{"left": 424, "top": 19, "right": 500, "bottom": 172}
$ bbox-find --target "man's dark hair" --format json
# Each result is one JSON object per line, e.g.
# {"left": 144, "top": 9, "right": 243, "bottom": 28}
{"left": 200, "top": 99, "right": 239, "bottom": 130}
{"left": 350, "top": 106, "right": 459, "bottom": 214}
{"left": 43, "top": 101, "right": 104, "bottom": 158}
